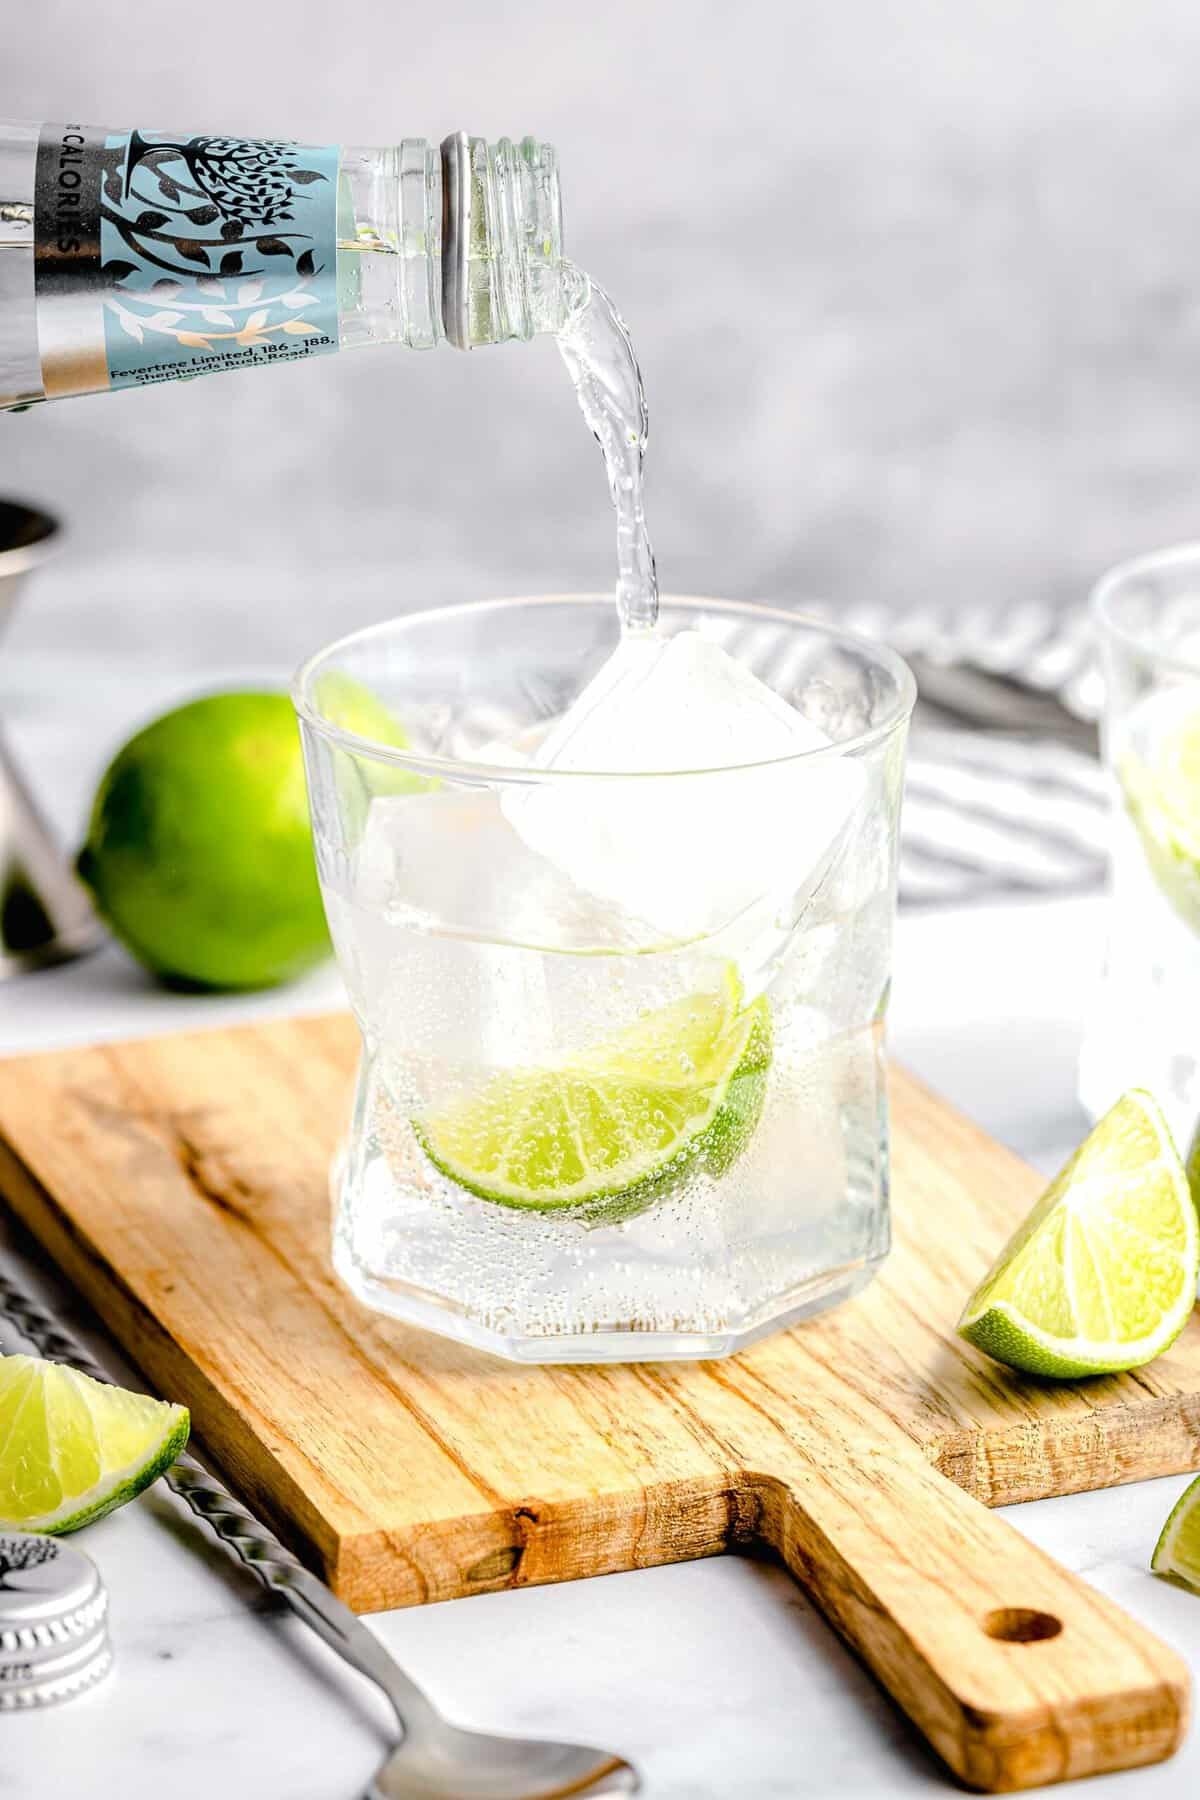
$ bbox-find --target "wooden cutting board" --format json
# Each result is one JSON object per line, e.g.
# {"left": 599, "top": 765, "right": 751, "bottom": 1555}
{"left": 0, "top": 1013, "right": 1195, "bottom": 1791}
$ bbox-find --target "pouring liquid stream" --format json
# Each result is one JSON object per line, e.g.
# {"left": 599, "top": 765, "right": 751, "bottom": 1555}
{"left": 556, "top": 263, "right": 659, "bottom": 635}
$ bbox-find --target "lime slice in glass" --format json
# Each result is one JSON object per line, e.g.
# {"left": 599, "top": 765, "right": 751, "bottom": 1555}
{"left": 1121, "top": 702, "right": 1200, "bottom": 931}
{"left": 314, "top": 669, "right": 410, "bottom": 751}
{"left": 0, "top": 1355, "right": 189, "bottom": 1535}
{"left": 958, "top": 1090, "right": 1198, "bottom": 1378}
{"left": 313, "top": 670, "right": 429, "bottom": 805}
{"left": 1152, "top": 1474, "right": 1200, "bottom": 1591}
{"left": 418, "top": 970, "right": 772, "bottom": 1219}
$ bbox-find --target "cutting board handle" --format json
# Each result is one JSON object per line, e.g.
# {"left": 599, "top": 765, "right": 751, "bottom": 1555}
{"left": 759, "top": 1446, "right": 1189, "bottom": 1791}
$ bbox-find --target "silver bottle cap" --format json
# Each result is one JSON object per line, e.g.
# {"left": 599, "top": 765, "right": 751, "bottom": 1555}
{"left": 0, "top": 1532, "right": 111, "bottom": 1710}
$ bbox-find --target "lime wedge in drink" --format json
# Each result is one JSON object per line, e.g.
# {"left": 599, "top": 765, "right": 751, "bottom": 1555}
{"left": 0, "top": 1355, "right": 189, "bottom": 1535}
{"left": 313, "top": 670, "right": 428, "bottom": 798}
{"left": 418, "top": 970, "right": 772, "bottom": 1218}
{"left": 314, "top": 669, "right": 408, "bottom": 751}
{"left": 1152, "top": 1474, "right": 1200, "bottom": 1591}
{"left": 958, "top": 1090, "right": 1198, "bottom": 1378}
{"left": 1121, "top": 704, "right": 1200, "bottom": 932}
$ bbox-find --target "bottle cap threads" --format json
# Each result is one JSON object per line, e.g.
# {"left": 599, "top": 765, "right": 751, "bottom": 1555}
{"left": 0, "top": 1532, "right": 111, "bottom": 1710}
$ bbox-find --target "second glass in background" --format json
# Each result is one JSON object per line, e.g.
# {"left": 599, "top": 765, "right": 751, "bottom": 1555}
{"left": 1081, "top": 544, "right": 1200, "bottom": 1137}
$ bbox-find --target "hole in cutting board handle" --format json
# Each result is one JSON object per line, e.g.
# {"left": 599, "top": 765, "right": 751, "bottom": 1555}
{"left": 983, "top": 1607, "right": 1063, "bottom": 1644}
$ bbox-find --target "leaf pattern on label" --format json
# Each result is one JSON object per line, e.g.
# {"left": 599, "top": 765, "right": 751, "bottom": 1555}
{"left": 99, "top": 131, "right": 338, "bottom": 383}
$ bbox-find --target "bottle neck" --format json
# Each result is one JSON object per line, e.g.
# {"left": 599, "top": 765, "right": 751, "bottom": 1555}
{"left": 338, "top": 134, "right": 564, "bottom": 354}
{"left": 336, "top": 141, "right": 443, "bottom": 352}
{"left": 440, "top": 133, "right": 565, "bottom": 350}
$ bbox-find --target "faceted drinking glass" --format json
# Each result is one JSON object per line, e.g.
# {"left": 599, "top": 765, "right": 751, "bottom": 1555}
{"left": 293, "top": 596, "right": 914, "bottom": 1362}
{"left": 1081, "top": 546, "right": 1200, "bottom": 1137}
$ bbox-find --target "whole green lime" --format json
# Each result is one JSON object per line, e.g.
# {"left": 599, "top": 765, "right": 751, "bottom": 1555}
{"left": 77, "top": 692, "right": 329, "bottom": 990}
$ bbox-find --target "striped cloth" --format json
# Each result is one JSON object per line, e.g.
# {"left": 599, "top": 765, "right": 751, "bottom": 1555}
{"left": 729, "top": 600, "right": 1110, "bottom": 908}
{"left": 461, "top": 603, "right": 1111, "bottom": 910}
{"left": 900, "top": 728, "right": 1107, "bottom": 905}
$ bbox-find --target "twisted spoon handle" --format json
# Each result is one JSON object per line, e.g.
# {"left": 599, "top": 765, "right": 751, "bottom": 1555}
{"left": 0, "top": 1268, "right": 439, "bottom": 1735}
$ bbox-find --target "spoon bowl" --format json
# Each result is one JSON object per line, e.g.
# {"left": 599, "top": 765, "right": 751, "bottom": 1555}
{"left": 367, "top": 1720, "right": 640, "bottom": 1798}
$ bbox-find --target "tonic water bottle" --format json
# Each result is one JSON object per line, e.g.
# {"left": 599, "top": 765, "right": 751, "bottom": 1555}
{"left": 0, "top": 124, "right": 564, "bottom": 409}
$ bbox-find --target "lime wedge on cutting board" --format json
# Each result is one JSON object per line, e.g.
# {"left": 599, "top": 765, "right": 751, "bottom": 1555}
{"left": 0, "top": 1355, "right": 189, "bottom": 1534}
{"left": 958, "top": 1090, "right": 1198, "bottom": 1378}
{"left": 418, "top": 969, "right": 771, "bottom": 1219}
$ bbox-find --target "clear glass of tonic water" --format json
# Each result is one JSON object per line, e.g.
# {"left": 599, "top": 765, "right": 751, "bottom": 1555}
{"left": 1081, "top": 546, "right": 1200, "bottom": 1139}
{"left": 293, "top": 596, "right": 914, "bottom": 1362}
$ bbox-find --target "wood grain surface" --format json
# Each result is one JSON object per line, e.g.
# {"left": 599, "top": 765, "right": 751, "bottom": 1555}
{"left": 0, "top": 1013, "right": 1193, "bottom": 1790}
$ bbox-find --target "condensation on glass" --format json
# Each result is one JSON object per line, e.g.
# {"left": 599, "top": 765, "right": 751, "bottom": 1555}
{"left": 293, "top": 596, "right": 915, "bottom": 1365}
{"left": 1081, "top": 544, "right": 1200, "bottom": 1142}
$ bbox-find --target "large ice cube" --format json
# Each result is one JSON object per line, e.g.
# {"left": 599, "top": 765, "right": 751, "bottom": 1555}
{"left": 341, "top": 789, "right": 669, "bottom": 1075}
{"left": 505, "top": 629, "right": 866, "bottom": 942}
{"left": 354, "top": 788, "right": 658, "bottom": 952}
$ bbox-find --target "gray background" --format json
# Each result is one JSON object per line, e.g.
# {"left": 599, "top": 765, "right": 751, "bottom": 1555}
{"left": 7, "top": 1, "right": 1200, "bottom": 716}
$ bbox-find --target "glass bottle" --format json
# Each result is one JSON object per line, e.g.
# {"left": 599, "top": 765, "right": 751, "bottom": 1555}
{"left": 0, "top": 125, "right": 564, "bottom": 409}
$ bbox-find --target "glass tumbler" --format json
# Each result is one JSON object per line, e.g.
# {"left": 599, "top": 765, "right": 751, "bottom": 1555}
{"left": 1080, "top": 545, "right": 1200, "bottom": 1138}
{"left": 293, "top": 595, "right": 914, "bottom": 1363}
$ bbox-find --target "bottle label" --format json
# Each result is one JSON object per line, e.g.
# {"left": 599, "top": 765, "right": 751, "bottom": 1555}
{"left": 34, "top": 124, "right": 340, "bottom": 397}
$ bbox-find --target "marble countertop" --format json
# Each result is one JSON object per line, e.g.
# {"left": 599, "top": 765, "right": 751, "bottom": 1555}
{"left": 1, "top": 888, "right": 1198, "bottom": 1799}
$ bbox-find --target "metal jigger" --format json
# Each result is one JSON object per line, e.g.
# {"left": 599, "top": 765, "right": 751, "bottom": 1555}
{"left": 0, "top": 501, "right": 104, "bottom": 977}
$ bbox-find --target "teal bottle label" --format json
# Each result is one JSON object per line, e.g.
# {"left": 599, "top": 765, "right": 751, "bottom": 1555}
{"left": 34, "top": 124, "right": 339, "bottom": 395}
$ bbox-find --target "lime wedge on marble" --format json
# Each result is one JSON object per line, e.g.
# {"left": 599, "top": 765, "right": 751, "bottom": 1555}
{"left": 1152, "top": 1474, "right": 1200, "bottom": 1591}
{"left": 0, "top": 1354, "right": 189, "bottom": 1534}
